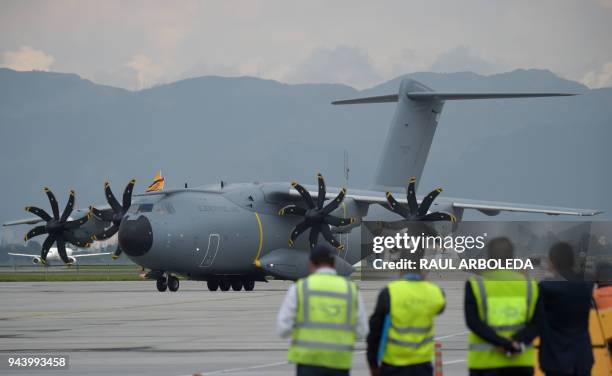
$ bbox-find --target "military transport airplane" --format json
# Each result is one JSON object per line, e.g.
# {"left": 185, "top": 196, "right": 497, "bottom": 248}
{"left": 8, "top": 247, "right": 111, "bottom": 265}
{"left": 3, "top": 78, "right": 602, "bottom": 292}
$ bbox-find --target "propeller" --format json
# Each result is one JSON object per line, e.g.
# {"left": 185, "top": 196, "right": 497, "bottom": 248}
{"left": 279, "top": 173, "right": 355, "bottom": 250}
{"left": 24, "top": 188, "right": 92, "bottom": 264}
{"left": 90, "top": 179, "right": 135, "bottom": 259}
{"left": 385, "top": 176, "right": 456, "bottom": 223}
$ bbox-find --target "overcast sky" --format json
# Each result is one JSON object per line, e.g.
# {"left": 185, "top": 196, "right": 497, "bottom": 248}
{"left": 1, "top": 0, "right": 611, "bottom": 90}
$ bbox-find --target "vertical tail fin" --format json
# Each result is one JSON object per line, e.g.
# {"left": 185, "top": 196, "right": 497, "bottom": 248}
{"left": 332, "top": 78, "right": 575, "bottom": 192}
{"left": 146, "top": 170, "right": 165, "bottom": 192}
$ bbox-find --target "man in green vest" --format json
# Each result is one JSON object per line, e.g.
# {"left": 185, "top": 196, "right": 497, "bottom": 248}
{"left": 367, "top": 249, "right": 446, "bottom": 376}
{"left": 277, "top": 244, "right": 368, "bottom": 375}
{"left": 464, "top": 237, "right": 541, "bottom": 376}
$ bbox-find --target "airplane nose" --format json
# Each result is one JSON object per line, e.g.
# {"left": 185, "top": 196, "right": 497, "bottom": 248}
{"left": 118, "top": 215, "right": 153, "bottom": 257}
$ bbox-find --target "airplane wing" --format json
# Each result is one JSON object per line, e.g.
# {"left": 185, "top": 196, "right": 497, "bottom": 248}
{"left": 346, "top": 193, "right": 601, "bottom": 217}
{"left": 72, "top": 252, "right": 112, "bottom": 258}
{"left": 8, "top": 253, "right": 37, "bottom": 258}
{"left": 3, "top": 217, "right": 45, "bottom": 226}
{"left": 449, "top": 198, "right": 602, "bottom": 216}
{"left": 278, "top": 184, "right": 601, "bottom": 217}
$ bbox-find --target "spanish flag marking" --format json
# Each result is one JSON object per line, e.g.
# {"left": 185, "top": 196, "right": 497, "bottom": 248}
{"left": 146, "top": 170, "right": 165, "bottom": 192}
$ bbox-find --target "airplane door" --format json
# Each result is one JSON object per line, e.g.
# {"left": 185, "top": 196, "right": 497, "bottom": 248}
{"left": 195, "top": 233, "right": 221, "bottom": 268}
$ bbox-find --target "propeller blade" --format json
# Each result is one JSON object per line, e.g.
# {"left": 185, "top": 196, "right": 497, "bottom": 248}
{"left": 291, "top": 182, "right": 315, "bottom": 209}
{"left": 25, "top": 206, "right": 52, "bottom": 222}
{"left": 64, "top": 212, "right": 91, "bottom": 229}
{"left": 288, "top": 220, "right": 311, "bottom": 247}
{"left": 421, "top": 211, "right": 456, "bottom": 223}
{"left": 278, "top": 205, "right": 307, "bottom": 216}
{"left": 44, "top": 187, "right": 60, "bottom": 219}
{"left": 40, "top": 235, "right": 55, "bottom": 263}
{"left": 323, "top": 187, "right": 347, "bottom": 215}
{"left": 122, "top": 179, "right": 136, "bottom": 211}
{"left": 321, "top": 224, "right": 344, "bottom": 250}
{"left": 112, "top": 245, "right": 122, "bottom": 260}
{"left": 56, "top": 239, "right": 70, "bottom": 264}
{"left": 324, "top": 216, "right": 354, "bottom": 227}
{"left": 60, "top": 190, "right": 75, "bottom": 222}
{"left": 91, "top": 223, "right": 119, "bottom": 241}
{"left": 316, "top": 173, "right": 326, "bottom": 209}
{"left": 63, "top": 232, "right": 92, "bottom": 248}
{"left": 90, "top": 206, "right": 114, "bottom": 222}
{"left": 104, "top": 182, "right": 122, "bottom": 213}
{"left": 24, "top": 225, "right": 47, "bottom": 242}
{"left": 309, "top": 224, "right": 321, "bottom": 249}
{"left": 385, "top": 192, "right": 409, "bottom": 218}
{"left": 407, "top": 177, "right": 418, "bottom": 216}
{"left": 417, "top": 188, "right": 443, "bottom": 217}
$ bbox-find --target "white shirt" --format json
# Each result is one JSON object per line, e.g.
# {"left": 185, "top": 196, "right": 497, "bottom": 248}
{"left": 276, "top": 267, "right": 368, "bottom": 339}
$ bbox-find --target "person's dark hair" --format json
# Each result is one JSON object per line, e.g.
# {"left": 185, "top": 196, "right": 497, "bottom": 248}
{"left": 309, "top": 244, "right": 336, "bottom": 267}
{"left": 548, "top": 242, "right": 575, "bottom": 274}
{"left": 595, "top": 262, "right": 612, "bottom": 286}
{"left": 487, "top": 237, "right": 514, "bottom": 261}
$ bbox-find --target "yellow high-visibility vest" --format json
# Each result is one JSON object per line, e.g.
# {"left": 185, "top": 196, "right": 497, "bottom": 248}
{"left": 382, "top": 280, "right": 445, "bottom": 366}
{"left": 288, "top": 273, "right": 358, "bottom": 370}
{"left": 468, "top": 270, "right": 538, "bottom": 369}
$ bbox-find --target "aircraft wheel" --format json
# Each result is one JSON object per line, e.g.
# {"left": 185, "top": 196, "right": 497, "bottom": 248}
{"left": 243, "top": 279, "right": 255, "bottom": 291}
{"left": 207, "top": 278, "right": 219, "bottom": 291}
{"left": 219, "top": 279, "right": 231, "bottom": 291}
{"left": 168, "top": 276, "right": 179, "bottom": 292}
{"left": 231, "top": 279, "right": 243, "bottom": 291}
{"left": 156, "top": 277, "right": 168, "bottom": 292}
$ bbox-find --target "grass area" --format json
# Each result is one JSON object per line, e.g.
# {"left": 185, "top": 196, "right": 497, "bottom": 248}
{"left": 0, "top": 265, "right": 144, "bottom": 282}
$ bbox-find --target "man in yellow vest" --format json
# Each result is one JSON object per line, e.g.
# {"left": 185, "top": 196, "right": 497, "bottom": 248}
{"left": 367, "top": 250, "right": 446, "bottom": 376}
{"left": 465, "top": 237, "right": 540, "bottom": 376}
{"left": 277, "top": 244, "right": 368, "bottom": 375}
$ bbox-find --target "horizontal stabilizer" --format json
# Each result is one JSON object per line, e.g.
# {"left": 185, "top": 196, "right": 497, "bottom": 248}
{"left": 332, "top": 92, "right": 575, "bottom": 104}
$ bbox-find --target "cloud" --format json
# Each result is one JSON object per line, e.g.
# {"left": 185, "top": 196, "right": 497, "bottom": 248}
{"left": 430, "top": 46, "right": 499, "bottom": 75}
{"left": 595, "top": 0, "right": 612, "bottom": 9}
{"left": 125, "top": 54, "right": 164, "bottom": 89}
{"left": 284, "top": 45, "right": 381, "bottom": 88}
{"left": 581, "top": 62, "right": 612, "bottom": 88}
{"left": 1, "top": 46, "right": 54, "bottom": 71}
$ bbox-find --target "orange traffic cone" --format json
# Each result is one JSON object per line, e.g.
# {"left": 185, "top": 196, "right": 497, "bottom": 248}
{"left": 434, "top": 341, "right": 443, "bottom": 376}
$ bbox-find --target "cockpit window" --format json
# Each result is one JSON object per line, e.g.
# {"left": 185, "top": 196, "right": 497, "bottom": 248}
{"left": 137, "top": 203, "right": 154, "bottom": 213}
{"left": 127, "top": 201, "right": 174, "bottom": 215}
{"left": 155, "top": 202, "right": 175, "bottom": 215}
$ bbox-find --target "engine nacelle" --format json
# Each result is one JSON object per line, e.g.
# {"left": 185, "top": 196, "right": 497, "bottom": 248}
{"left": 68, "top": 256, "right": 77, "bottom": 264}
{"left": 258, "top": 248, "right": 355, "bottom": 280}
{"left": 31, "top": 257, "right": 41, "bottom": 264}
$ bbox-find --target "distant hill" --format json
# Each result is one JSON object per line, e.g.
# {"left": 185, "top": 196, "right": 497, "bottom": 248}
{"left": 0, "top": 68, "right": 610, "bottom": 248}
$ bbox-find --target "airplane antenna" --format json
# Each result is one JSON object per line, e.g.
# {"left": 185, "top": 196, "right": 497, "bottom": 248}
{"left": 343, "top": 149, "right": 349, "bottom": 187}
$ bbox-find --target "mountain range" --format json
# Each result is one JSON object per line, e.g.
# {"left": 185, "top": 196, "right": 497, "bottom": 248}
{"left": 1, "top": 67, "right": 610, "bottom": 247}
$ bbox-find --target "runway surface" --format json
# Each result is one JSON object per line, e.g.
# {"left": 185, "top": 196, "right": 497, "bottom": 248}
{"left": 1, "top": 281, "right": 469, "bottom": 375}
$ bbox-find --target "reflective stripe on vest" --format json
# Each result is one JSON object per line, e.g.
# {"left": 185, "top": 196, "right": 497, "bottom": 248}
{"left": 467, "top": 272, "right": 538, "bottom": 370}
{"left": 288, "top": 274, "right": 357, "bottom": 370}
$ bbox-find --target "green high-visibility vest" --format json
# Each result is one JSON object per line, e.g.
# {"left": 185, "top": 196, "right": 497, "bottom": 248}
{"left": 467, "top": 270, "right": 539, "bottom": 369}
{"left": 288, "top": 273, "right": 358, "bottom": 370}
{"left": 382, "top": 280, "right": 445, "bottom": 366}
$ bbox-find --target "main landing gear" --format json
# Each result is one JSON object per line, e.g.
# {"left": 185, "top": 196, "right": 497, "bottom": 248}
{"left": 206, "top": 277, "right": 255, "bottom": 292}
{"left": 156, "top": 273, "right": 180, "bottom": 292}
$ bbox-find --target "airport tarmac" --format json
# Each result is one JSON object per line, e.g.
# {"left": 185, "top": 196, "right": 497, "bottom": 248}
{"left": 1, "top": 280, "right": 469, "bottom": 375}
